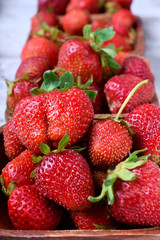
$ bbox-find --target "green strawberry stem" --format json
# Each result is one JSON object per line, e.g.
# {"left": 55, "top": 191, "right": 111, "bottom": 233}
{"left": 88, "top": 149, "right": 150, "bottom": 205}
{"left": 0, "top": 176, "right": 17, "bottom": 196}
{"left": 115, "top": 80, "right": 149, "bottom": 121}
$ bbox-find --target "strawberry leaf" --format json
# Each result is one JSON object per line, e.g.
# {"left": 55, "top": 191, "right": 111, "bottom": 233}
{"left": 59, "top": 72, "right": 74, "bottom": 91}
{"left": 101, "top": 44, "right": 117, "bottom": 58}
{"left": 84, "top": 90, "right": 97, "bottom": 101}
{"left": 107, "top": 56, "right": 121, "bottom": 70}
{"left": 69, "top": 146, "right": 86, "bottom": 152}
{"left": 30, "top": 169, "right": 36, "bottom": 178}
{"left": 76, "top": 76, "right": 93, "bottom": 89}
{"left": 32, "top": 155, "right": 43, "bottom": 163}
{"left": 92, "top": 27, "right": 115, "bottom": 44}
{"left": 54, "top": 133, "right": 70, "bottom": 153}
{"left": 30, "top": 87, "right": 47, "bottom": 95}
{"left": 40, "top": 143, "right": 51, "bottom": 155}
{"left": 42, "top": 70, "right": 60, "bottom": 91}
{"left": 83, "top": 24, "right": 92, "bottom": 40}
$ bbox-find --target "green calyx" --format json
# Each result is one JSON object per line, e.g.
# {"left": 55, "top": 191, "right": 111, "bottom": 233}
{"left": 0, "top": 176, "right": 17, "bottom": 196}
{"left": 89, "top": 149, "right": 150, "bottom": 205}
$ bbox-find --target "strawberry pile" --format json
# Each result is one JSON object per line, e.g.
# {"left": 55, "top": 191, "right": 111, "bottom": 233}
{"left": 1, "top": 0, "right": 160, "bottom": 232}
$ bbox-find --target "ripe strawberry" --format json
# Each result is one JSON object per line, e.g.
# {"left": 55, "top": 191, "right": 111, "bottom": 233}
{"left": 1, "top": 149, "right": 38, "bottom": 190}
{"left": 125, "top": 104, "right": 160, "bottom": 163}
{"left": 66, "top": 0, "right": 101, "bottom": 13}
{"left": 15, "top": 56, "right": 52, "bottom": 83}
{"left": 8, "top": 185, "right": 62, "bottom": 230}
{"left": 35, "top": 149, "right": 94, "bottom": 211}
{"left": 91, "top": 19, "right": 107, "bottom": 32}
{"left": 38, "top": 0, "right": 70, "bottom": 15}
{"left": 104, "top": 74, "right": 155, "bottom": 113}
{"left": 109, "top": 0, "right": 132, "bottom": 9}
{"left": 70, "top": 202, "right": 115, "bottom": 229}
{"left": 102, "top": 32, "right": 132, "bottom": 52}
{"left": 108, "top": 21, "right": 130, "bottom": 39}
{"left": 45, "top": 88, "right": 94, "bottom": 147}
{"left": 6, "top": 80, "right": 38, "bottom": 113}
{"left": 122, "top": 56, "right": 155, "bottom": 84}
{"left": 3, "top": 119, "right": 25, "bottom": 160}
{"left": 21, "top": 37, "right": 59, "bottom": 67}
{"left": 61, "top": 9, "right": 90, "bottom": 35}
{"left": 13, "top": 95, "right": 49, "bottom": 154}
{"left": 31, "top": 11, "right": 59, "bottom": 35}
{"left": 88, "top": 118, "right": 132, "bottom": 168}
{"left": 111, "top": 9, "right": 135, "bottom": 29}
{"left": 114, "top": 51, "right": 130, "bottom": 66}
{"left": 56, "top": 38, "right": 103, "bottom": 84}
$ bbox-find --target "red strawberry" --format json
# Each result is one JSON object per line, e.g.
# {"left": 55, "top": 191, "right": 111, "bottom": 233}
{"left": 111, "top": 9, "right": 135, "bottom": 29}
{"left": 88, "top": 118, "right": 132, "bottom": 168}
{"left": 122, "top": 56, "right": 155, "bottom": 84}
{"left": 13, "top": 95, "right": 49, "bottom": 154}
{"left": 21, "top": 37, "right": 59, "bottom": 67}
{"left": 109, "top": 0, "right": 132, "bottom": 9}
{"left": 61, "top": 9, "right": 90, "bottom": 35}
{"left": 15, "top": 57, "right": 52, "bottom": 83}
{"left": 70, "top": 202, "right": 115, "bottom": 229}
{"left": 102, "top": 32, "right": 132, "bottom": 52}
{"left": 125, "top": 104, "right": 160, "bottom": 163}
{"left": 31, "top": 11, "right": 59, "bottom": 35}
{"left": 91, "top": 19, "right": 107, "bottom": 32}
{"left": 108, "top": 21, "right": 130, "bottom": 39}
{"left": 110, "top": 160, "right": 160, "bottom": 226}
{"left": 35, "top": 149, "right": 94, "bottom": 211}
{"left": 56, "top": 38, "right": 103, "bottom": 84}
{"left": 104, "top": 74, "right": 155, "bottom": 113}
{"left": 45, "top": 88, "right": 94, "bottom": 147}
{"left": 3, "top": 119, "right": 25, "bottom": 160}
{"left": 66, "top": 0, "right": 101, "bottom": 13}
{"left": 6, "top": 80, "right": 38, "bottom": 113}
{"left": 8, "top": 185, "right": 62, "bottom": 230}
{"left": 38, "top": 0, "right": 70, "bottom": 15}
{"left": 1, "top": 150, "right": 38, "bottom": 190}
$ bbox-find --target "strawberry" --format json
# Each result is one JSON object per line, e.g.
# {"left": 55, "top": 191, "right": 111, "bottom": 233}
{"left": 122, "top": 56, "right": 155, "bottom": 84}
{"left": 109, "top": 0, "right": 132, "bottom": 9}
{"left": 15, "top": 56, "right": 52, "bottom": 83}
{"left": 13, "top": 95, "right": 49, "bottom": 154}
{"left": 38, "top": 0, "right": 70, "bottom": 15}
{"left": 66, "top": 0, "right": 101, "bottom": 13}
{"left": 8, "top": 185, "right": 62, "bottom": 230}
{"left": 31, "top": 11, "right": 59, "bottom": 35}
{"left": 61, "top": 9, "right": 90, "bottom": 35}
{"left": 125, "top": 104, "right": 160, "bottom": 163}
{"left": 111, "top": 9, "right": 135, "bottom": 29}
{"left": 104, "top": 74, "right": 155, "bottom": 113}
{"left": 89, "top": 150, "right": 160, "bottom": 227}
{"left": 70, "top": 202, "right": 115, "bottom": 229}
{"left": 21, "top": 37, "right": 59, "bottom": 67}
{"left": 108, "top": 21, "right": 130, "bottom": 39}
{"left": 6, "top": 79, "right": 38, "bottom": 114}
{"left": 88, "top": 118, "right": 132, "bottom": 168}
{"left": 3, "top": 119, "right": 25, "bottom": 160}
{"left": 105, "top": 1, "right": 122, "bottom": 14}
{"left": 92, "top": 170, "right": 107, "bottom": 191}
{"left": 91, "top": 19, "right": 107, "bottom": 32}
{"left": 35, "top": 148, "right": 94, "bottom": 211}
{"left": 1, "top": 150, "right": 38, "bottom": 192}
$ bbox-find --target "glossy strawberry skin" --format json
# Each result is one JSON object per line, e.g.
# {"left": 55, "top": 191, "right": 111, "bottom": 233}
{"left": 111, "top": 9, "right": 135, "bottom": 29}
{"left": 104, "top": 74, "right": 155, "bottom": 113}
{"left": 1, "top": 150, "right": 38, "bottom": 188}
{"left": 66, "top": 0, "right": 101, "bottom": 13}
{"left": 13, "top": 95, "right": 49, "bottom": 154}
{"left": 7, "top": 80, "right": 38, "bottom": 112}
{"left": 88, "top": 119, "right": 132, "bottom": 168}
{"left": 109, "top": 160, "right": 160, "bottom": 226}
{"left": 21, "top": 37, "right": 59, "bottom": 67}
{"left": 8, "top": 185, "right": 62, "bottom": 230}
{"left": 35, "top": 149, "right": 94, "bottom": 211}
{"left": 38, "top": 0, "right": 70, "bottom": 15}
{"left": 125, "top": 104, "right": 160, "bottom": 163}
{"left": 3, "top": 119, "right": 25, "bottom": 160}
{"left": 56, "top": 38, "right": 103, "bottom": 84}
{"left": 45, "top": 88, "right": 94, "bottom": 147}
{"left": 61, "top": 9, "right": 90, "bottom": 35}
{"left": 71, "top": 202, "right": 115, "bottom": 230}
{"left": 15, "top": 56, "right": 52, "bottom": 83}
{"left": 31, "top": 11, "right": 59, "bottom": 35}
{"left": 122, "top": 56, "right": 155, "bottom": 84}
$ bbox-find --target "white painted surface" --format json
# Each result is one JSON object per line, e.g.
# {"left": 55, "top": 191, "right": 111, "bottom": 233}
{"left": 0, "top": 0, "right": 160, "bottom": 125}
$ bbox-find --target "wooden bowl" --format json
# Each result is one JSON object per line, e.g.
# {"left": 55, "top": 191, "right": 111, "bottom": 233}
{"left": 0, "top": 125, "right": 160, "bottom": 239}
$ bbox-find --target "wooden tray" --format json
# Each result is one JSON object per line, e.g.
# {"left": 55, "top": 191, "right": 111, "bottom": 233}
{"left": 0, "top": 125, "right": 160, "bottom": 240}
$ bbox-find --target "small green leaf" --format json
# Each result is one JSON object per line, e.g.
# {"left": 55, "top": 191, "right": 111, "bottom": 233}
{"left": 2, "top": 181, "right": 17, "bottom": 196}
{"left": 83, "top": 24, "right": 92, "bottom": 39}
{"left": 32, "top": 155, "right": 43, "bottom": 163}
{"left": 54, "top": 133, "right": 70, "bottom": 153}
{"left": 117, "top": 169, "right": 136, "bottom": 181}
{"left": 93, "top": 223, "right": 114, "bottom": 230}
{"left": 30, "top": 169, "right": 36, "bottom": 178}
{"left": 42, "top": 70, "right": 60, "bottom": 92}
{"left": 30, "top": 87, "right": 47, "bottom": 96}
{"left": 104, "top": 177, "right": 116, "bottom": 187}
{"left": 126, "top": 149, "right": 148, "bottom": 163}
{"left": 90, "top": 42, "right": 98, "bottom": 52}
{"left": 59, "top": 72, "right": 74, "bottom": 91}
{"left": 107, "top": 56, "right": 121, "bottom": 70}
{"left": 93, "top": 27, "right": 115, "bottom": 43}
{"left": 101, "top": 44, "right": 117, "bottom": 58}
{"left": 69, "top": 146, "right": 86, "bottom": 152}
{"left": 84, "top": 90, "right": 97, "bottom": 101}
{"left": 40, "top": 143, "right": 51, "bottom": 155}
{"left": 76, "top": 76, "right": 93, "bottom": 89}
{"left": 106, "top": 185, "right": 114, "bottom": 205}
